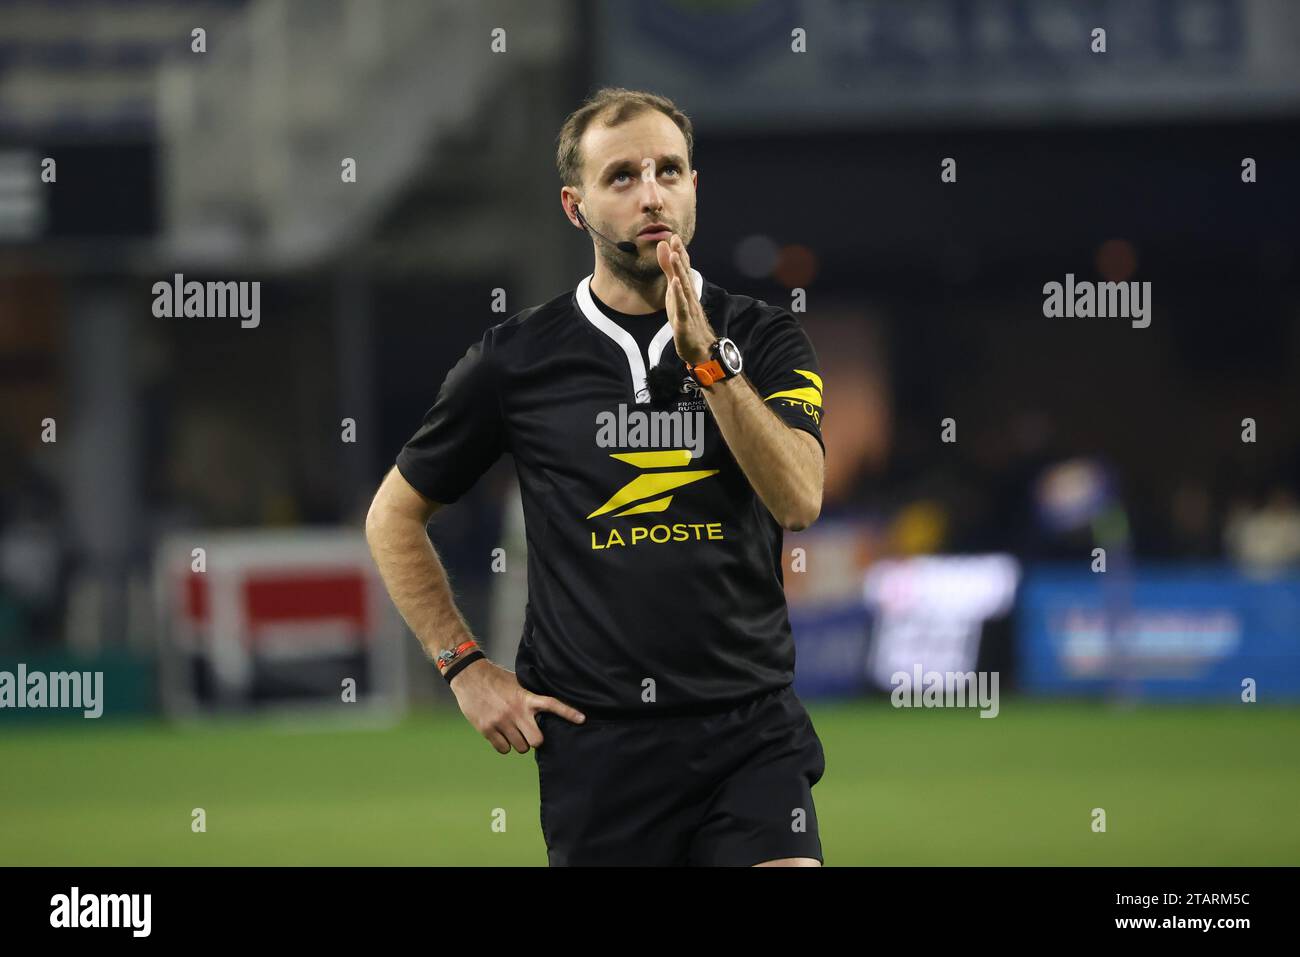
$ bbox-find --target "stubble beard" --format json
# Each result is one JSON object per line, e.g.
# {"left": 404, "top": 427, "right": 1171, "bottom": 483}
{"left": 599, "top": 238, "right": 662, "bottom": 287}
{"left": 595, "top": 215, "right": 696, "bottom": 292}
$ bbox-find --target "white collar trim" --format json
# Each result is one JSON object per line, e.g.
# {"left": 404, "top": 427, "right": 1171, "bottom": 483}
{"left": 575, "top": 268, "right": 703, "bottom": 404}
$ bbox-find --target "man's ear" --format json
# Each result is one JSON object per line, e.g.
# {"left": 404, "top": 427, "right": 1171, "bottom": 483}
{"left": 692, "top": 169, "right": 698, "bottom": 191}
{"left": 561, "top": 188, "right": 583, "bottom": 228}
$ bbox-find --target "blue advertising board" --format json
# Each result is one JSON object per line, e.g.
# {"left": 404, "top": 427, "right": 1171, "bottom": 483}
{"left": 1018, "top": 565, "right": 1300, "bottom": 700}
{"left": 790, "top": 600, "right": 871, "bottom": 700}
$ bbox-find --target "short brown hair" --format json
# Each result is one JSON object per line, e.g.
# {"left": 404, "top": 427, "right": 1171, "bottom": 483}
{"left": 555, "top": 87, "right": 694, "bottom": 189}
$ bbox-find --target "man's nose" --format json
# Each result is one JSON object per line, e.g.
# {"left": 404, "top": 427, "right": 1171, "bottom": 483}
{"left": 638, "top": 169, "right": 664, "bottom": 211}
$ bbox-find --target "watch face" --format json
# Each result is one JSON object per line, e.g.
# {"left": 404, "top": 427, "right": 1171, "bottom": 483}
{"left": 718, "top": 338, "right": 742, "bottom": 374}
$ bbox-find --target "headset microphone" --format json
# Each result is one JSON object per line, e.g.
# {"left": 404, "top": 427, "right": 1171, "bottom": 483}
{"left": 574, "top": 205, "right": 639, "bottom": 255}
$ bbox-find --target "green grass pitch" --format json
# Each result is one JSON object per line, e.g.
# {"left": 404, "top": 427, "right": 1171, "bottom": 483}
{"left": 2, "top": 698, "right": 1297, "bottom": 865}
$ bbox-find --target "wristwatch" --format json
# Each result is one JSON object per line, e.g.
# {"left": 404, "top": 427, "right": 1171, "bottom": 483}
{"left": 686, "top": 337, "right": 743, "bottom": 387}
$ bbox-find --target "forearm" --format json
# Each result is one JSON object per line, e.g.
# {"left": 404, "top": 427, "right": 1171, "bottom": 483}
{"left": 703, "top": 374, "right": 823, "bottom": 530}
{"left": 365, "top": 512, "right": 477, "bottom": 661}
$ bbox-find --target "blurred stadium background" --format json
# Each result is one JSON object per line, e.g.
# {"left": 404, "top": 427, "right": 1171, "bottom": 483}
{"left": 1, "top": 0, "right": 1298, "bottom": 865}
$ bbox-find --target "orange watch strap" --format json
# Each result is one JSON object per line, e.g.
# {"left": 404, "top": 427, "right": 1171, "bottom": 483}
{"left": 690, "top": 359, "right": 727, "bottom": 386}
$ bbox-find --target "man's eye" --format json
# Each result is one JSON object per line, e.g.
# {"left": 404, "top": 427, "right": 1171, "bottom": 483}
{"left": 613, "top": 165, "right": 680, "bottom": 184}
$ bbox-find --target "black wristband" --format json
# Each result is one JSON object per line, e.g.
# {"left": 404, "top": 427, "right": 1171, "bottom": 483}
{"left": 442, "top": 649, "right": 486, "bottom": 685}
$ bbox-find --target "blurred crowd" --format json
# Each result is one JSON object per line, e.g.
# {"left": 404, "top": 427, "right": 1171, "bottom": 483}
{"left": 3, "top": 283, "right": 1298, "bottom": 653}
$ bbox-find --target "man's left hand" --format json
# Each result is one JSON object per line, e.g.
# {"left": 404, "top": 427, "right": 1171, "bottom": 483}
{"left": 657, "top": 234, "right": 718, "bottom": 366}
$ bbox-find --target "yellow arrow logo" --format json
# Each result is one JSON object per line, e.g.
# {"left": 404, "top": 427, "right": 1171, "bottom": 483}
{"left": 587, "top": 449, "right": 720, "bottom": 519}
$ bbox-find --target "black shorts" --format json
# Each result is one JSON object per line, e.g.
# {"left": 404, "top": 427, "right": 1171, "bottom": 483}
{"left": 533, "top": 684, "right": 826, "bottom": 866}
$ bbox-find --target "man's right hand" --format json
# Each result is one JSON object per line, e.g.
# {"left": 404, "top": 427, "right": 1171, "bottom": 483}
{"left": 448, "top": 658, "right": 586, "bottom": 754}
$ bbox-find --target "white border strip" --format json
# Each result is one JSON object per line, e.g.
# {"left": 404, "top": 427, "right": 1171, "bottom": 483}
{"left": 575, "top": 267, "right": 703, "bottom": 404}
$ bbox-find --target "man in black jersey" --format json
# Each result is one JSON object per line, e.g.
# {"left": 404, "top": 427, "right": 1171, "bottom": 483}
{"left": 366, "top": 88, "right": 827, "bottom": 866}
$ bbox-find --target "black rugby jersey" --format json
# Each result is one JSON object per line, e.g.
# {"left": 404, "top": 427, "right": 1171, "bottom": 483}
{"left": 396, "top": 268, "right": 825, "bottom": 717}
{"left": 588, "top": 286, "right": 668, "bottom": 362}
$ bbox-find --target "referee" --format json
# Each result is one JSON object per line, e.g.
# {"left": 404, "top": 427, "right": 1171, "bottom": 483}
{"left": 366, "top": 88, "right": 827, "bottom": 866}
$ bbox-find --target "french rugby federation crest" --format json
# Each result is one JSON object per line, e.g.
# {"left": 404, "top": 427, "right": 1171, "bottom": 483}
{"left": 676, "top": 372, "right": 707, "bottom": 412}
